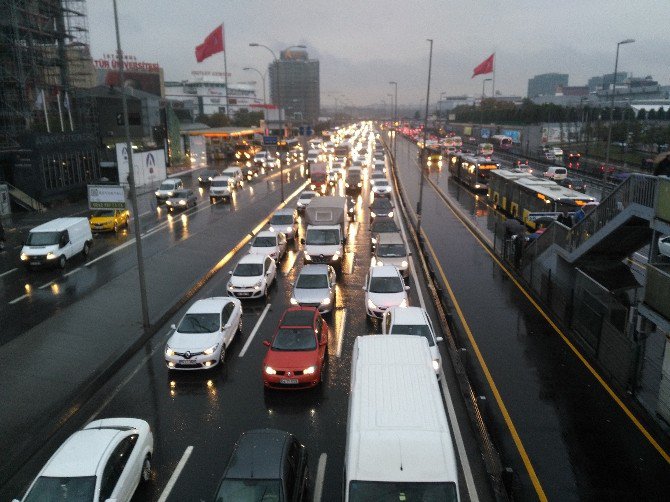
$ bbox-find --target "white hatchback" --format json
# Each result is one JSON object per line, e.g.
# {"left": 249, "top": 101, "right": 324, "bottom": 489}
{"left": 382, "top": 306, "right": 443, "bottom": 376}
{"left": 227, "top": 254, "right": 277, "bottom": 300}
{"left": 363, "top": 265, "right": 409, "bottom": 319}
{"left": 296, "top": 190, "right": 319, "bottom": 212}
{"left": 165, "top": 297, "right": 242, "bottom": 370}
{"left": 15, "top": 418, "right": 153, "bottom": 502}
{"left": 248, "top": 230, "right": 287, "bottom": 262}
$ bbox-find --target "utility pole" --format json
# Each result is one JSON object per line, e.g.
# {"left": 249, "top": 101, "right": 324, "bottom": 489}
{"left": 416, "top": 39, "right": 433, "bottom": 241}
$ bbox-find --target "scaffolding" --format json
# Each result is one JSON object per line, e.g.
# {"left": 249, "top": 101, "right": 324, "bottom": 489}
{"left": 0, "top": 0, "right": 93, "bottom": 148}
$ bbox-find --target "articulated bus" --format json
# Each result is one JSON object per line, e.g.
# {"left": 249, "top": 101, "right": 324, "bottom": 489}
{"left": 490, "top": 135, "right": 513, "bottom": 150}
{"left": 447, "top": 153, "right": 499, "bottom": 191}
{"left": 488, "top": 169, "right": 596, "bottom": 229}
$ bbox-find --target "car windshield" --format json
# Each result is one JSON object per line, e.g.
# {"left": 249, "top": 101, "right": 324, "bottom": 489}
{"left": 215, "top": 479, "right": 282, "bottom": 501}
{"left": 390, "top": 324, "right": 434, "bottom": 346}
{"left": 26, "top": 231, "right": 60, "bottom": 246}
{"left": 177, "top": 313, "right": 219, "bottom": 333}
{"left": 369, "top": 276, "right": 404, "bottom": 293}
{"left": 173, "top": 190, "right": 189, "bottom": 198}
{"left": 211, "top": 180, "right": 229, "bottom": 187}
{"left": 272, "top": 328, "right": 317, "bottom": 351}
{"left": 377, "top": 244, "right": 406, "bottom": 257}
{"left": 91, "top": 210, "right": 115, "bottom": 217}
{"left": 348, "top": 480, "right": 458, "bottom": 501}
{"left": 270, "top": 214, "right": 293, "bottom": 225}
{"left": 306, "top": 228, "right": 340, "bottom": 245}
{"left": 253, "top": 236, "right": 276, "bottom": 248}
{"left": 159, "top": 182, "right": 175, "bottom": 190}
{"left": 234, "top": 263, "right": 263, "bottom": 277}
{"left": 24, "top": 475, "right": 97, "bottom": 502}
{"left": 296, "top": 274, "right": 329, "bottom": 289}
{"left": 256, "top": 152, "right": 267, "bottom": 158}
{"left": 375, "top": 180, "right": 389, "bottom": 187}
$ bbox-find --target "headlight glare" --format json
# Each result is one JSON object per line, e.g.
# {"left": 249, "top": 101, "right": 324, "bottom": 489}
{"left": 165, "top": 346, "right": 175, "bottom": 357}
{"left": 203, "top": 344, "right": 219, "bottom": 356}
{"left": 265, "top": 366, "right": 277, "bottom": 375}
{"left": 304, "top": 366, "right": 316, "bottom": 375}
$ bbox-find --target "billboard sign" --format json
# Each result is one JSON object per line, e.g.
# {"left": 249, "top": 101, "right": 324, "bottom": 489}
{"left": 501, "top": 129, "right": 521, "bottom": 144}
{"left": 116, "top": 144, "right": 167, "bottom": 188}
{"left": 87, "top": 185, "right": 126, "bottom": 210}
{"left": 481, "top": 127, "right": 491, "bottom": 139}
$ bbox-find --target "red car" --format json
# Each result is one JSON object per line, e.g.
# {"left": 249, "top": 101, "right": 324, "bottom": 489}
{"left": 262, "top": 307, "right": 329, "bottom": 390}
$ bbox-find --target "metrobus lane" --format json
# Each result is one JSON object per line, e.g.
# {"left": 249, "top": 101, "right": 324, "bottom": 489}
{"left": 0, "top": 165, "right": 307, "bottom": 347}
{"left": 393, "top": 138, "right": 670, "bottom": 501}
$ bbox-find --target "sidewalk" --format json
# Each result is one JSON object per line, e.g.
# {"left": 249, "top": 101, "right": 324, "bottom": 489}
{"left": 0, "top": 175, "right": 306, "bottom": 487}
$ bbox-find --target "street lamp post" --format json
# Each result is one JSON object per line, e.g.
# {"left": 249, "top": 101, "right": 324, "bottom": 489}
{"left": 243, "top": 67, "right": 266, "bottom": 107}
{"left": 113, "top": 0, "right": 150, "bottom": 332}
{"left": 249, "top": 43, "right": 306, "bottom": 203}
{"left": 605, "top": 38, "right": 635, "bottom": 165}
{"left": 416, "top": 39, "right": 433, "bottom": 241}
{"left": 479, "top": 78, "right": 492, "bottom": 136}
{"left": 389, "top": 81, "right": 398, "bottom": 166}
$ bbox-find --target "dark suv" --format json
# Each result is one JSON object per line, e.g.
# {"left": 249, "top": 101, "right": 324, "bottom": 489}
{"left": 213, "top": 429, "right": 309, "bottom": 501}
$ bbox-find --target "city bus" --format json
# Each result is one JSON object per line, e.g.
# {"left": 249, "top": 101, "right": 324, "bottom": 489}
{"left": 488, "top": 169, "right": 596, "bottom": 229}
{"left": 490, "top": 135, "right": 513, "bottom": 150}
{"left": 447, "top": 153, "right": 499, "bottom": 191}
{"left": 344, "top": 335, "right": 459, "bottom": 501}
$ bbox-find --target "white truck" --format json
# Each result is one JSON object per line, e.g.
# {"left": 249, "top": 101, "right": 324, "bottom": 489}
{"left": 301, "top": 196, "right": 348, "bottom": 271}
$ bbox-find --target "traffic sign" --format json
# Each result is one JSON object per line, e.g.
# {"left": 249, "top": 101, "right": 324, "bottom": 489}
{"left": 263, "top": 135, "right": 278, "bottom": 146}
{"left": 306, "top": 128, "right": 313, "bottom": 136}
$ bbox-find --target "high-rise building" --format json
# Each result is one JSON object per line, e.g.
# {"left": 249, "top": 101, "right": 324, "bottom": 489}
{"left": 268, "top": 49, "right": 320, "bottom": 125}
{"left": 588, "top": 72, "right": 628, "bottom": 92}
{"left": 527, "top": 73, "right": 569, "bottom": 98}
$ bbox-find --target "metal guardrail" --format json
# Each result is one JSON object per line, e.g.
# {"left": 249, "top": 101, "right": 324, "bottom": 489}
{"left": 4, "top": 181, "right": 46, "bottom": 212}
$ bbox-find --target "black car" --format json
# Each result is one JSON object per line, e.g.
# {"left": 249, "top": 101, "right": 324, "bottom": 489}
{"left": 197, "top": 169, "right": 221, "bottom": 185}
{"left": 369, "top": 216, "right": 399, "bottom": 250}
{"left": 213, "top": 429, "right": 309, "bottom": 502}
{"left": 369, "top": 198, "right": 394, "bottom": 222}
{"left": 558, "top": 177, "right": 586, "bottom": 193}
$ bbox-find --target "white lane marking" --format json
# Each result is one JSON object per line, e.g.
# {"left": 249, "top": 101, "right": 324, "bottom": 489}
{"left": 9, "top": 293, "right": 28, "bottom": 304}
{"left": 38, "top": 280, "right": 56, "bottom": 290}
{"left": 63, "top": 267, "right": 81, "bottom": 277}
{"left": 438, "top": 368, "right": 479, "bottom": 502}
{"left": 157, "top": 446, "right": 194, "bottom": 502}
{"left": 239, "top": 303, "right": 271, "bottom": 357}
{"left": 85, "top": 238, "right": 136, "bottom": 267}
{"left": 336, "top": 308, "right": 347, "bottom": 358}
{"left": 0, "top": 268, "right": 17, "bottom": 279}
{"left": 313, "top": 453, "right": 328, "bottom": 502}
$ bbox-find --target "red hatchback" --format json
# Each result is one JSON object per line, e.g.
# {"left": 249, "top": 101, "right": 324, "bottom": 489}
{"left": 262, "top": 307, "right": 329, "bottom": 390}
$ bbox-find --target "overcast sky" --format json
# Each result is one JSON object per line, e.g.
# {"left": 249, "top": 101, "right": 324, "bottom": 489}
{"left": 88, "top": 0, "right": 669, "bottom": 108}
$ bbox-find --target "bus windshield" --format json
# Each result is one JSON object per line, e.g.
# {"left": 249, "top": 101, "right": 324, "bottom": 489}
{"left": 348, "top": 480, "right": 458, "bottom": 501}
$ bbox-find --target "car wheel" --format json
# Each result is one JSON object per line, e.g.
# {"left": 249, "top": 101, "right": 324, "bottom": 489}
{"left": 83, "top": 242, "right": 91, "bottom": 256}
{"left": 58, "top": 255, "right": 66, "bottom": 269}
{"left": 141, "top": 455, "right": 151, "bottom": 482}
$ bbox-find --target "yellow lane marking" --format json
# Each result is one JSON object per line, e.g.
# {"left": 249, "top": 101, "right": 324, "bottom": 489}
{"left": 421, "top": 233, "right": 548, "bottom": 501}
{"left": 425, "top": 178, "right": 670, "bottom": 466}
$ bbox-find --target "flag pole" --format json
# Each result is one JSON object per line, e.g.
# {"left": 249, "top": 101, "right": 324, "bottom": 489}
{"left": 492, "top": 53, "right": 496, "bottom": 99}
{"left": 57, "top": 91, "right": 65, "bottom": 132}
{"left": 222, "top": 24, "right": 230, "bottom": 119}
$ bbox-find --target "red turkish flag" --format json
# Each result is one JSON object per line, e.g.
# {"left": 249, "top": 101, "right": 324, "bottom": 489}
{"left": 195, "top": 25, "right": 224, "bottom": 63}
{"left": 472, "top": 53, "right": 494, "bottom": 78}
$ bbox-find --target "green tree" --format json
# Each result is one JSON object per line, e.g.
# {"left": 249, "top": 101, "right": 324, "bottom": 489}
{"left": 233, "top": 109, "right": 264, "bottom": 127}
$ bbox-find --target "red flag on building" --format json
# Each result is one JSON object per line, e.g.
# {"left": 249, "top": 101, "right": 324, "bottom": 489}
{"left": 195, "top": 25, "right": 224, "bottom": 63}
{"left": 472, "top": 53, "right": 494, "bottom": 78}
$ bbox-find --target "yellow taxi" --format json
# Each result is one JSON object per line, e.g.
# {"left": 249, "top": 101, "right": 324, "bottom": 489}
{"left": 89, "top": 209, "right": 130, "bottom": 233}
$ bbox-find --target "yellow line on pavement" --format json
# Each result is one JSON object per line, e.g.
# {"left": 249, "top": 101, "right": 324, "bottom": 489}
{"left": 421, "top": 232, "right": 548, "bottom": 501}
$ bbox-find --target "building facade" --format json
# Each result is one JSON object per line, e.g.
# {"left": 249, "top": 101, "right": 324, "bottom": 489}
{"left": 165, "top": 78, "right": 258, "bottom": 119}
{"left": 527, "top": 73, "right": 569, "bottom": 98}
{"left": 268, "top": 49, "right": 320, "bottom": 125}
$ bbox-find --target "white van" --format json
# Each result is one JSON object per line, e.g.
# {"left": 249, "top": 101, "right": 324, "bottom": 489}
{"left": 344, "top": 335, "right": 460, "bottom": 501}
{"left": 221, "top": 167, "right": 243, "bottom": 188}
{"left": 20, "top": 217, "right": 93, "bottom": 269}
{"left": 544, "top": 166, "right": 568, "bottom": 180}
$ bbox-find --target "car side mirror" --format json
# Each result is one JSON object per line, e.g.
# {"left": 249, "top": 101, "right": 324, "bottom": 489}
{"left": 300, "top": 238, "right": 306, "bottom": 245}
{"left": 228, "top": 270, "right": 233, "bottom": 275}
{"left": 170, "top": 324, "right": 176, "bottom": 330}
{"left": 262, "top": 340, "right": 271, "bottom": 347}
{"left": 361, "top": 286, "right": 366, "bottom": 291}
{"left": 436, "top": 337, "right": 444, "bottom": 343}
{"left": 405, "top": 285, "right": 410, "bottom": 291}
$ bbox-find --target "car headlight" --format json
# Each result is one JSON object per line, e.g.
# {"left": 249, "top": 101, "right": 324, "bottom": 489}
{"left": 399, "top": 298, "right": 408, "bottom": 308}
{"left": 168, "top": 191, "right": 174, "bottom": 196}
{"left": 304, "top": 366, "right": 316, "bottom": 375}
{"left": 254, "top": 281, "right": 262, "bottom": 290}
{"left": 375, "top": 259, "right": 383, "bottom": 266}
{"left": 198, "top": 177, "right": 202, "bottom": 181}
{"left": 331, "top": 254, "right": 340, "bottom": 261}
{"left": 203, "top": 344, "right": 219, "bottom": 356}
{"left": 290, "top": 297, "right": 299, "bottom": 305}
{"left": 357, "top": 182, "right": 362, "bottom": 187}
{"left": 370, "top": 212, "right": 376, "bottom": 218}
{"left": 371, "top": 237, "right": 377, "bottom": 244}
{"left": 367, "top": 298, "right": 377, "bottom": 310}
{"left": 46, "top": 252, "right": 57, "bottom": 260}
{"left": 269, "top": 226, "right": 275, "bottom": 232}
{"left": 304, "top": 253, "right": 311, "bottom": 260}
{"left": 165, "top": 346, "right": 175, "bottom": 357}
{"left": 265, "top": 366, "right": 277, "bottom": 375}
{"left": 286, "top": 226, "right": 292, "bottom": 232}
{"left": 155, "top": 191, "right": 160, "bottom": 196}
{"left": 227, "top": 283, "right": 234, "bottom": 291}
{"left": 179, "top": 200, "right": 186, "bottom": 205}
{"left": 208, "top": 177, "right": 213, "bottom": 181}
{"left": 320, "top": 297, "right": 331, "bottom": 305}
{"left": 166, "top": 200, "right": 172, "bottom": 205}
{"left": 432, "top": 359, "right": 440, "bottom": 371}
{"left": 20, "top": 253, "right": 28, "bottom": 261}
{"left": 345, "top": 183, "right": 350, "bottom": 187}
{"left": 388, "top": 211, "right": 394, "bottom": 218}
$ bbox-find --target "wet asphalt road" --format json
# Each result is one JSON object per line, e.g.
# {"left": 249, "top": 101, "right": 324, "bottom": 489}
{"left": 0, "top": 163, "right": 305, "bottom": 346}
{"left": 391, "top": 133, "right": 670, "bottom": 501}
{"left": 1, "top": 148, "right": 490, "bottom": 502}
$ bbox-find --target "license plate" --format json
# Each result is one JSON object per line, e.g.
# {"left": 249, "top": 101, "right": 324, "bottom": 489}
{"left": 30, "top": 261, "right": 40, "bottom": 266}
{"left": 179, "top": 359, "right": 198, "bottom": 365}
{"left": 280, "top": 378, "right": 299, "bottom": 385}
{"left": 236, "top": 292, "right": 250, "bottom": 297}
